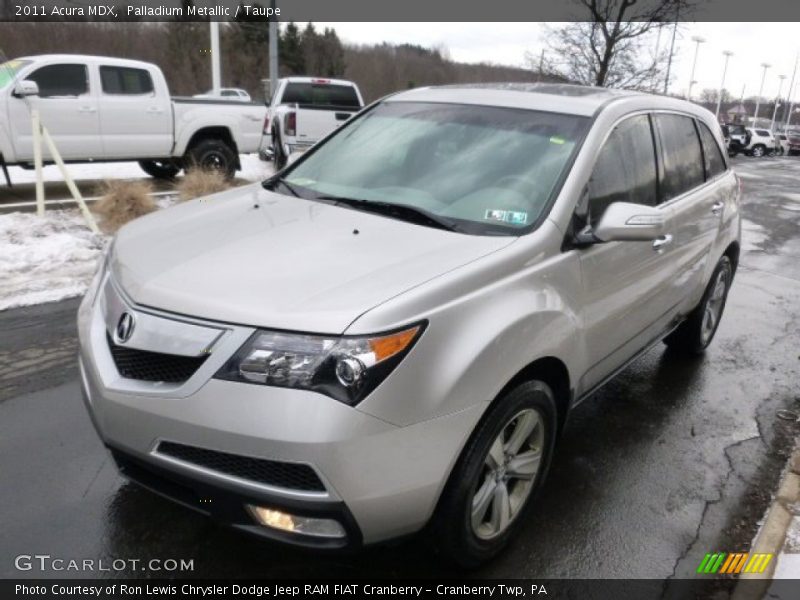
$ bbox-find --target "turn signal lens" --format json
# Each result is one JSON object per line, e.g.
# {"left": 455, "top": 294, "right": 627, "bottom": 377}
{"left": 368, "top": 326, "right": 420, "bottom": 362}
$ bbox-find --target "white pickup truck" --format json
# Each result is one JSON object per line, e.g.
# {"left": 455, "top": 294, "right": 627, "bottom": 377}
{"left": 0, "top": 55, "right": 266, "bottom": 182}
{"left": 264, "top": 77, "right": 363, "bottom": 168}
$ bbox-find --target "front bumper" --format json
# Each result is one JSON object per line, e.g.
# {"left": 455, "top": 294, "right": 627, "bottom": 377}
{"left": 77, "top": 275, "right": 483, "bottom": 546}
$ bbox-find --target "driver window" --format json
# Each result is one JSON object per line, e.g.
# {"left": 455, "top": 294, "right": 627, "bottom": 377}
{"left": 586, "top": 114, "right": 658, "bottom": 226}
{"left": 25, "top": 64, "right": 89, "bottom": 98}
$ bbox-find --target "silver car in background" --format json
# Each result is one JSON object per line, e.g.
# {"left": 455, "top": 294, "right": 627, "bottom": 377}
{"left": 78, "top": 83, "right": 740, "bottom": 566}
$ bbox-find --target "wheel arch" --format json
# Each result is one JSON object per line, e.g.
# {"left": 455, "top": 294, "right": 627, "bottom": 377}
{"left": 723, "top": 240, "right": 740, "bottom": 275}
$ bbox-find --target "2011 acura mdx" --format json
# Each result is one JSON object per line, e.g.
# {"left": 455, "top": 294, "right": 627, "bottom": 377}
{"left": 78, "top": 83, "right": 740, "bottom": 566}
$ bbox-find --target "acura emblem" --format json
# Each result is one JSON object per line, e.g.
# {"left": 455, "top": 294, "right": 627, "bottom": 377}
{"left": 116, "top": 312, "right": 135, "bottom": 343}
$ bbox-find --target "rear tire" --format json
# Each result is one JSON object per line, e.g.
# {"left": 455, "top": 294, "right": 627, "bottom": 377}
{"left": 434, "top": 380, "right": 557, "bottom": 568}
{"left": 185, "top": 139, "right": 237, "bottom": 179}
{"left": 273, "top": 131, "right": 287, "bottom": 170}
{"left": 664, "top": 256, "right": 733, "bottom": 355}
{"left": 750, "top": 144, "right": 766, "bottom": 158}
{"left": 138, "top": 160, "right": 180, "bottom": 180}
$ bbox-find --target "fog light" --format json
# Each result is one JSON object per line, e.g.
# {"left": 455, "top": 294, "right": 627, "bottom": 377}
{"left": 246, "top": 505, "right": 346, "bottom": 539}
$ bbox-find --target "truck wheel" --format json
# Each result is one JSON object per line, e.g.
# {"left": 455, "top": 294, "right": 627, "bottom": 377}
{"left": 433, "top": 380, "right": 557, "bottom": 568}
{"left": 138, "top": 160, "right": 180, "bottom": 180}
{"left": 750, "top": 144, "right": 766, "bottom": 158}
{"left": 664, "top": 256, "right": 733, "bottom": 355}
{"left": 186, "top": 139, "right": 236, "bottom": 179}
{"left": 273, "top": 132, "right": 287, "bottom": 170}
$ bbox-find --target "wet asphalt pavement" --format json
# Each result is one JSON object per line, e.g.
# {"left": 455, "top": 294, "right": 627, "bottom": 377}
{"left": 1, "top": 157, "right": 799, "bottom": 586}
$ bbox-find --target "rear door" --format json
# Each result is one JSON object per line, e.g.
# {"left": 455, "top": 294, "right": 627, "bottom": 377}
{"left": 97, "top": 64, "right": 172, "bottom": 158}
{"left": 7, "top": 61, "right": 102, "bottom": 160}
{"left": 282, "top": 81, "right": 361, "bottom": 143}
{"left": 652, "top": 114, "right": 724, "bottom": 316}
{"left": 578, "top": 113, "right": 679, "bottom": 392}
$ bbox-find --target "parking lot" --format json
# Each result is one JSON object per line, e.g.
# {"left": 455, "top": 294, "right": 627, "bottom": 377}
{"left": 0, "top": 156, "right": 799, "bottom": 587}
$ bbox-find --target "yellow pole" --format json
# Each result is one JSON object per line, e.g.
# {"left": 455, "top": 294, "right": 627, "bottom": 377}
{"left": 40, "top": 125, "right": 100, "bottom": 234}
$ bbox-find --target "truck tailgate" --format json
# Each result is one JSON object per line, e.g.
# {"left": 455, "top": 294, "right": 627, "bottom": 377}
{"left": 296, "top": 107, "right": 356, "bottom": 144}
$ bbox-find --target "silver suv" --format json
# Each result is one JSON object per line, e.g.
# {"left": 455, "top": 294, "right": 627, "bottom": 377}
{"left": 78, "top": 83, "right": 740, "bottom": 566}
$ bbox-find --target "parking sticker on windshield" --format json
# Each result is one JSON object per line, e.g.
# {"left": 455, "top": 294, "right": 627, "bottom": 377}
{"left": 485, "top": 210, "right": 528, "bottom": 225}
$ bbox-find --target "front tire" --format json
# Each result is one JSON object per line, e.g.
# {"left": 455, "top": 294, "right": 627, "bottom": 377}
{"left": 434, "top": 380, "right": 557, "bottom": 568}
{"left": 664, "top": 256, "right": 733, "bottom": 355}
{"left": 138, "top": 159, "right": 180, "bottom": 180}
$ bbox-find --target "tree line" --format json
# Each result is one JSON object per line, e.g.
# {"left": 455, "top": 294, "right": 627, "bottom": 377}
{"left": 0, "top": 21, "right": 555, "bottom": 103}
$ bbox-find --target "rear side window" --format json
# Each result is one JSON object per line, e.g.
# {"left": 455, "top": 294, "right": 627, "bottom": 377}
{"left": 282, "top": 83, "right": 360, "bottom": 108}
{"left": 654, "top": 114, "right": 705, "bottom": 202}
{"left": 587, "top": 114, "right": 658, "bottom": 225}
{"left": 100, "top": 66, "right": 154, "bottom": 95}
{"left": 697, "top": 122, "right": 727, "bottom": 179}
{"left": 26, "top": 64, "right": 88, "bottom": 97}
{"left": 755, "top": 129, "right": 770, "bottom": 137}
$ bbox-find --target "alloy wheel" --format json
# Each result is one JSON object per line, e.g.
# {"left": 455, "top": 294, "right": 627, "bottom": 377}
{"left": 701, "top": 268, "right": 729, "bottom": 345}
{"left": 471, "top": 408, "right": 545, "bottom": 540}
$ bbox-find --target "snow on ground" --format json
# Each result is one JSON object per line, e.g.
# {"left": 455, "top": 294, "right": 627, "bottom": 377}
{"left": 0, "top": 155, "right": 275, "bottom": 311}
{"left": 0, "top": 210, "right": 107, "bottom": 310}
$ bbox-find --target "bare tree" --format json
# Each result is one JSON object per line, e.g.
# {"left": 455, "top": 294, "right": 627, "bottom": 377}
{"left": 540, "top": 0, "right": 693, "bottom": 90}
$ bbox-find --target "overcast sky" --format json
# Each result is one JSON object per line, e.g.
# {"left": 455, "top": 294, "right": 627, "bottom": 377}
{"left": 313, "top": 22, "right": 800, "bottom": 102}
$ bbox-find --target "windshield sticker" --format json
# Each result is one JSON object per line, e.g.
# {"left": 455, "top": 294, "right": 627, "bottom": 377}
{"left": 549, "top": 136, "right": 566, "bottom": 145}
{"left": 485, "top": 210, "right": 528, "bottom": 225}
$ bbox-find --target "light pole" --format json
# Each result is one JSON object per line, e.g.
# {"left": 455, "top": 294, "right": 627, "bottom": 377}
{"left": 784, "top": 53, "right": 799, "bottom": 129}
{"left": 209, "top": 22, "right": 221, "bottom": 94}
{"left": 686, "top": 36, "right": 706, "bottom": 101}
{"left": 268, "top": 0, "right": 278, "bottom": 97}
{"left": 715, "top": 50, "right": 733, "bottom": 121}
{"left": 753, "top": 62, "right": 771, "bottom": 125}
{"left": 770, "top": 74, "right": 786, "bottom": 132}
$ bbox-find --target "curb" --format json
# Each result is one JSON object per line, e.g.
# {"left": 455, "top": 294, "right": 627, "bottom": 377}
{"left": 732, "top": 442, "right": 800, "bottom": 598}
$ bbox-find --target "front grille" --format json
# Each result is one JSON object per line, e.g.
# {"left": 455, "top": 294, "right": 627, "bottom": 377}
{"left": 157, "top": 441, "right": 326, "bottom": 492}
{"left": 107, "top": 333, "right": 208, "bottom": 384}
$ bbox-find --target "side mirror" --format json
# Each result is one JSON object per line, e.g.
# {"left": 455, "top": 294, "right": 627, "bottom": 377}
{"left": 13, "top": 80, "right": 39, "bottom": 97}
{"left": 593, "top": 202, "right": 665, "bottom": 242}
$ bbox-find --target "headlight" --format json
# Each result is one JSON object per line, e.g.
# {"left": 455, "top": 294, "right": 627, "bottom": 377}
{"left": 215, "top": 322, "right": 425, "bottom": 405}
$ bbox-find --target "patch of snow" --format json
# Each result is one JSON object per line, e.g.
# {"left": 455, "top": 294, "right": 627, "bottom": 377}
{"left": 239, "top": 154, "right": 275, "bottom": 182}
{"left": 5, "top": 161, "right": 150, "bottom": 185}
{"left": 784, "top": 516, "right": 800, "bottom": 552}
{"left": 0, "top": 210, "right": 108, "bottom": 311}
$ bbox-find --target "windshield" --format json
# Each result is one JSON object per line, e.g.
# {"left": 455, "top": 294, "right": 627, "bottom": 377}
{"left": 0, "top": 59, "right": 32, "bottom": 89}
{"left": 281, "top": 101, "right": 589, "bottom": 235}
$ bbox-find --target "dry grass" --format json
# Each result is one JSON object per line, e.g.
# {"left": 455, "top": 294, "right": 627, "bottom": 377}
{"left": 93, "top": 179, "right": 156, "bottom": 234}
{"left": 176, "top": 168, "right": 230, "bottom": 202}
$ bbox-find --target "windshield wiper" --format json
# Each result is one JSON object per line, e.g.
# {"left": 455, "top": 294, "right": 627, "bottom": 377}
{"left": 262, "top": 176, "right": 301, "bottom": 198}
{"left": 315, "top": 196, "right": 461, "bottom": 232}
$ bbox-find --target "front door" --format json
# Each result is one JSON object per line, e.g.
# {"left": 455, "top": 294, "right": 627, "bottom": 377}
{"left": 577, "top": 113, "right": 679, "bottom": 393}
{"left": 7, "top": 62, "right": 102, "bottom": 161}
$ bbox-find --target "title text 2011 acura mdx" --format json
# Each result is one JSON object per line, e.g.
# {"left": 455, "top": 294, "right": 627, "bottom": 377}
{"left": 78, "top": 83, "right": 740, "bottom": 566}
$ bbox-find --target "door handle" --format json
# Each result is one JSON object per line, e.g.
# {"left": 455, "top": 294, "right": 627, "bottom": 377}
{"left": 78, "top": 106, "right": 97, "bottom": 113}
{"left": 652, "top": 234, "right": 673, "bottom": 252}
{"left": 711, "top": 201, "right": 724, "bottom": 215}
{"left": 146, "top": 107, "right": 164, "bottom": 113}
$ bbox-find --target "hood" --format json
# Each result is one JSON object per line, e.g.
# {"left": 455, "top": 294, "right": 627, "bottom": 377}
{"left": 112, "top": 184, "right": 515, "bottom": 333}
